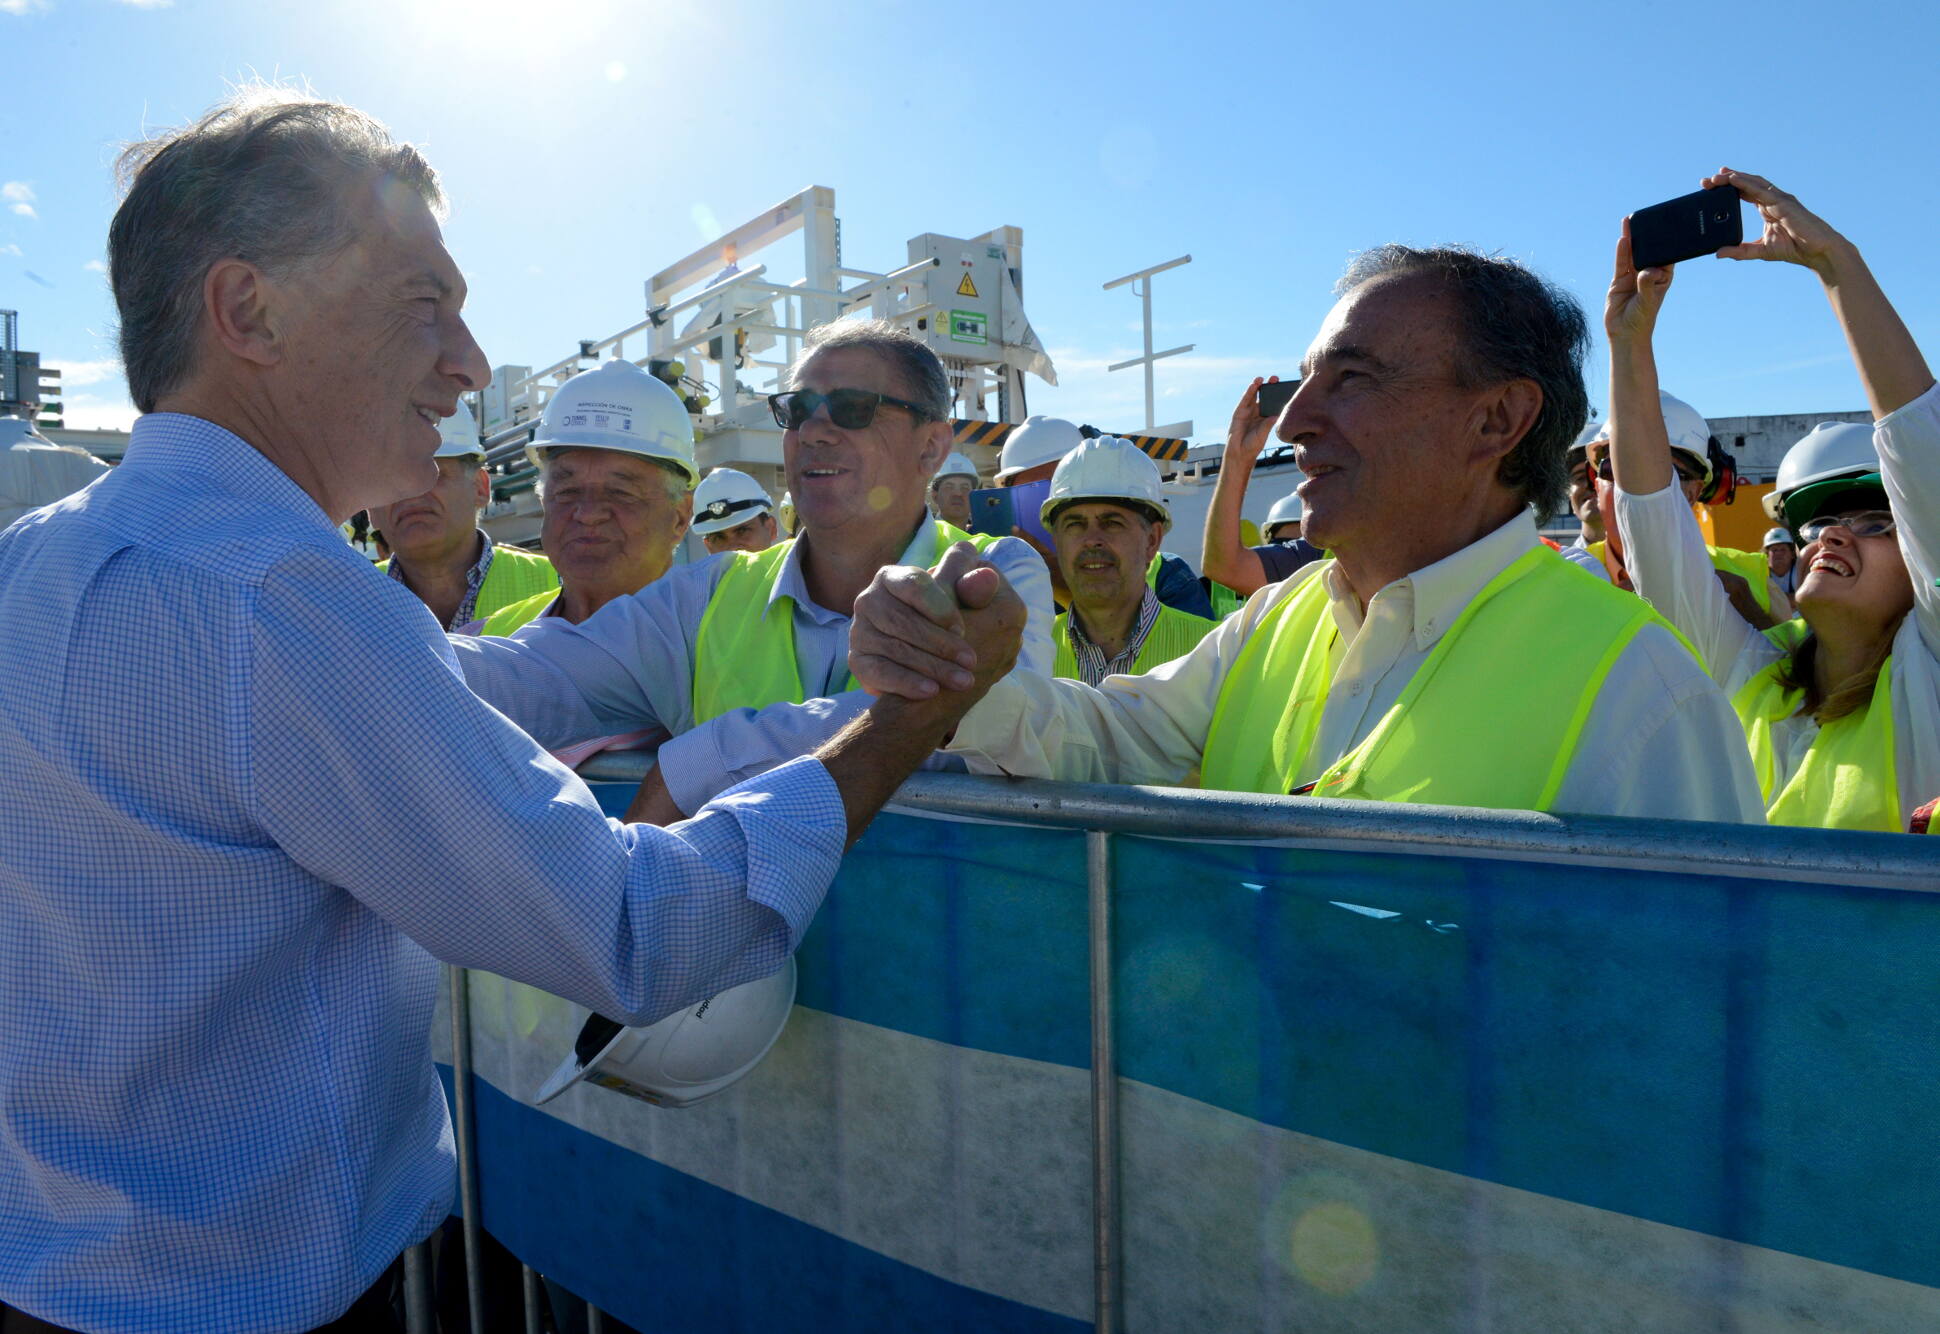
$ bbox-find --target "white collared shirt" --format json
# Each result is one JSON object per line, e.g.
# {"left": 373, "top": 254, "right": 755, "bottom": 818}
{"left": 948, "top": 509, "right": 1765, "bottom": 823}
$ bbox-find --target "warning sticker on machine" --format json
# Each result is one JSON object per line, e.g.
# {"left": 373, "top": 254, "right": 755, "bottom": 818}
{"left": 948, "top": 309, "right": 987, "bottom": 345}
{"left": 955, "top": 272, "right": 979, "bottom": 299}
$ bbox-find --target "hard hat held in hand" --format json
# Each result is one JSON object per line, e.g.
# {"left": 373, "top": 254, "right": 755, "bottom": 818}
{"left": 997, "top": 416, "right": 1085, "bottom": 481}
{"left": 434, "top": 399, "right": 485, "bottom": 462}
{"left": 691, "top": 467, "right": 774, "bottom": 535}
{"left": 1041, "top": 435, "right": 1169, "bottom": 527}
{"left": 534, "top": 958, "right": 797, "bottom": 1110}
{"left": 934, "top": 451, "right": 979, "bottom": 481}
{"left": 1765, "top": 421, "right": 1882, "bottom": 530}
{"left": 525, "top": 357, "right": 699, "bottom": 487}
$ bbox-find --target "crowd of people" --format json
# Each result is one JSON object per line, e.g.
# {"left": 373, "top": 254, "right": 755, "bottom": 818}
{"left": 0, "top": 84, "right": 1934, "bottom": 1332}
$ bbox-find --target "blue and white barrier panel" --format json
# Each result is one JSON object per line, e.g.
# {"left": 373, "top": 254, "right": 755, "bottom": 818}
{"left": 438, "top": 780, "right": 1940, "bottom": 1332}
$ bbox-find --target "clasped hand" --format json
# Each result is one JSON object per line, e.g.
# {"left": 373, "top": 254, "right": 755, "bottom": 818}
{"left": 849, "top": 542, "right": 1026, "bottom": 708}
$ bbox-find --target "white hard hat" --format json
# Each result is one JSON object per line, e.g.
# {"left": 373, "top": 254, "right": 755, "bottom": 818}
{"left": 434, "top": 399, "right": 485, "bottom": 461}
{"left": 526, "top": 357, "right": 699, "bottom": 487}
{"left": 1589, "top": 392, "right": 1711, "bottom": 480}
{"left": 691, "top": 467, "right": 774, "bottom": 535}
{"left": 1567, "top": 420, "right": 1604, "bottom": 458}
{"left": 1040, "top": 435, "right": 1168, "bottom": 526}
{"left": 996, "top": 416, "right": 1084, "bottom": 481}
{"left": 534, "top": 959, "right": 797, "bottom": 1110}
{"left": 1762, "top": 527, "right": 1794, "bottom": 549}
{"left": 1763, "top": 421, "right": 1882, "bottom": 529}
{"left": 934, "top": 451, "right": 979, "bottom": 482}
{"left": 1264, "top": 492, "right": 1303, "bottom": 532}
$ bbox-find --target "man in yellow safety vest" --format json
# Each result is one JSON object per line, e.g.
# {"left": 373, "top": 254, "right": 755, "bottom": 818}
{"left": 370, "top": 400, "right": 557, "bottom": 628}
{"left": 1044, "top": 436, "right": 1216, "bottom": 685}
{"left": 850, "top": 245, "right": 1766, "bottom": 822}
{"left": 450, "top": 319, "right": 1053, "bottom": 818}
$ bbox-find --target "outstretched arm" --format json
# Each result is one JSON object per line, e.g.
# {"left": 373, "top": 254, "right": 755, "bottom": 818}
{"left": 1200, "top": 379, "right": 1279, "bottom": 596}
{"left": 1707, "top": 168, "right": 1934, "bottom": 419}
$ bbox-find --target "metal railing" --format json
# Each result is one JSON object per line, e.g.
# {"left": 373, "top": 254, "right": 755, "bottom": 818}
{"left": 441, "top": 765, "right": 1939, "bottom": 1333}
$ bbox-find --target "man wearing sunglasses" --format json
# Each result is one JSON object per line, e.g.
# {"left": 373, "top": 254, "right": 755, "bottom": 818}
{"left": 450, "top": 319, "right": 1053, "bottom": 820}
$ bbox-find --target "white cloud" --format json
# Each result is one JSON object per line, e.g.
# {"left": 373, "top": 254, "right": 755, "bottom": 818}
{"left": 49, "top": 358, "right": 123, "bottom": 389}
{"left": 0, "top": 243, "right": 20, "bottom": 257}
{"left": 1, "top": 181, "right": 35, "bottom": 219}
{"left": 84, "top": 259, "right": 107, "bottom": 273}
{"left": 0, "top": 0, "right": 50, "bottom": 15}
{"left": 58, "top": 390, "right": 139, "bottom": 432}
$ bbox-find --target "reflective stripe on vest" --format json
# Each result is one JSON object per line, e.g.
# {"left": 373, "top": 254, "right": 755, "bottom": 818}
{"left": 1199, "top": 547, "right": 1674, "bottom": 807}
{"left": 1052, "top": 603, "right": 1218, "bottom": 681}
{"left": 477, "top": 587, "right": 558, "bottom": 637}
{"left": 1729, "top": 628, "right": 1900, "bottom": 832}
{"left": 690, "top": 520, "right": 1002, "bottom": 725}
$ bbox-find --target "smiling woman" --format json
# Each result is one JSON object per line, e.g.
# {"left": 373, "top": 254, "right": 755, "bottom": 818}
{"left": 1604, "top": 169, "right": 1940, "bottom": 833}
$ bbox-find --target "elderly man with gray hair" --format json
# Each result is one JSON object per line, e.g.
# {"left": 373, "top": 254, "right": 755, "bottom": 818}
{"left": 449, "top": 317, "right": 1054, "bottom": 823}
{"left": 852, "top": 245, "right": 1766, "bottom": 822}
{"left": 0, "top": 88, "right": 1021, "bottom": 1333}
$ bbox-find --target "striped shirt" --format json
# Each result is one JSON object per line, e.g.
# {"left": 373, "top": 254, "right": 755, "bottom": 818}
{"left": 0, "top": 414, "right": 845, "bottom": 1332}
{"left": 1063, "top": 588, "right": 1164, "bottom": 685}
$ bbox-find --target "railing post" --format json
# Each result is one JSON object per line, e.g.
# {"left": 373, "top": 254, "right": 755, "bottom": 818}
{"left": 1087, "top": 829, "right": 1122, "bottom": 1333}
{"left": 448, "top": 965, "right": 486, "bottom": 1334}
{"left": 401, "top": 1240, "right": 433, "bottom": 1334}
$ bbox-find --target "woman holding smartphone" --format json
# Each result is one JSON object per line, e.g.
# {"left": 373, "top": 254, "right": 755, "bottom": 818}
{"left": 1602, "top": 168, "right": 1940, "bottom": 832}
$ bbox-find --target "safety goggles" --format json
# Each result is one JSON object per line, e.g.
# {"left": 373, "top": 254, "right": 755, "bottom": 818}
{"left": 767, "top": 388, "right": 936, "bottom": 431}
{"left": 1798, "top": 510, "right": 1896, "bottom": 544}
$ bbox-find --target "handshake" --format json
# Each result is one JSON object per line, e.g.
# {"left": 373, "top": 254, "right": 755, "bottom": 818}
{"left": 848, "top": 541, "right": 1027, "bottom": 726}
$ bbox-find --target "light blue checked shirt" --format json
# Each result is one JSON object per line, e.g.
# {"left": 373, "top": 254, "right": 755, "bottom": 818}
{"left": 0, "top": 414, "right": 845, "bottom": 1333}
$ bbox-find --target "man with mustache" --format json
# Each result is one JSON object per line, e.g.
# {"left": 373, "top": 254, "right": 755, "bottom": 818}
{"left": 1044, "top": 435, "right": 1216, "bottom": 684}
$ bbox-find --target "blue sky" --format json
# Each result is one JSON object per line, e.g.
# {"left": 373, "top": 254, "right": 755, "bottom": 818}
{"left": 4, "top": 0, "right": 1936, "bottom": 442}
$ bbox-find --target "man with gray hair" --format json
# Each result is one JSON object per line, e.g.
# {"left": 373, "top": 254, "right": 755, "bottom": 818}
{"left": 850, "top": 245, "right": 1765, "bottom": 821}
{"left": 449, "top": 317, "right": 1054, "bottom": 822}
{"left": 0, "top": 88, "right": 1020, "bottom": 1332}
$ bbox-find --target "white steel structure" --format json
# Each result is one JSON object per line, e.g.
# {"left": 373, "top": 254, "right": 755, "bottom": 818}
{"left": 474, "top": 187, "right": 1057, "bottom": 547}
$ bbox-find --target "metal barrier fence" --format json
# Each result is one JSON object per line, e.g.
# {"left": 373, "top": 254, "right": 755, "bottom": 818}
{"left": 440, "top": 760, "right": 1940, "bottom": 1334}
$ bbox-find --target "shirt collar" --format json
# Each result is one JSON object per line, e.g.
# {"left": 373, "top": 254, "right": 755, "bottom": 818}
{"left": 767, "top": 511, "right": 938, "bottom": 623}
{"left": 121, "top": 413, "right": 339, "bottom": 534}
{"left": 1320, "top": 508, "right": 1539, "bottom": 653}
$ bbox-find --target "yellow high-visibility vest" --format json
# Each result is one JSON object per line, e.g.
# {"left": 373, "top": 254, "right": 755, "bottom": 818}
{"left": 382, "top": 543, "right": 558, "bottom": 626}
{"left": 1200, "top": 547, "right": 1684, "bottom": 807}
{"left": 691, "top": 520, "right": 1002, "bottom": 724}
{"left": 476, "top": 586, "right": 558, "bottom": 637}
{"left": 1053, "top": 603, "right": 1217, "bottom": 681}
{"left": 1731, "top": 624, "right": 1900, "bottom": 832}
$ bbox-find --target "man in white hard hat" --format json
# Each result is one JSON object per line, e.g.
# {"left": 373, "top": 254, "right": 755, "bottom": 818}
{"left": 0, "top": 89, "right": 1021, "bottom": 1333}
{"left": 928, "top": 450, "right": 978, "bottom": 529}
{"left": 469, "top": 357, "right": 697, "bottom": 638}
{"left": 850, "top": 244, "right": 1763, "bottom": 823}
{"left": 692, "top": 466, "right": 779, "bottom": 555}
{"left": 1045, "top": 437, "right": 1217, "bottom": 685}
{"left": 369, "top": 399, "right": 559, "bottom": 629}
{"left": 450, "top": 318, "right": 1053, "bottom": 820}
{"left": 998, "top": 415, "right": 1216, "bottom": 618}
{"left": 1763, "top": 526, "right": 1799, "bottom": 598}
{"left": 1583, "top": 393, "right": 1790, "bottom": 623}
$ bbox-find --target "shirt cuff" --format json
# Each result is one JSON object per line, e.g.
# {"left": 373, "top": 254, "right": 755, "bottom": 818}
{"left": 706, "top": 755, "right": 846, "bottom": 949}
{"left": 941, "top": 676, "right": 1030, "bottom": 771}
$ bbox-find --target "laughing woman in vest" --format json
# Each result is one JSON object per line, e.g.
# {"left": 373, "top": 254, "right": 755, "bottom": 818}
{"left": 1605, "top": 169, "right": 1940, "bottom": 833}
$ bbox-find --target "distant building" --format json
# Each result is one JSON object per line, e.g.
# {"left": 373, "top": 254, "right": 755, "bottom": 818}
{"left": 0, "top": 309, "right": 62, "bottom": 432}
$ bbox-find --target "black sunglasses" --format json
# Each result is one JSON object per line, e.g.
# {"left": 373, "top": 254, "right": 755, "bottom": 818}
{"left": 768, "top": 388, "right": 936, "bottom": 431}
{"left": 1592, "top": 454, "right": 1703, "bottom": 486}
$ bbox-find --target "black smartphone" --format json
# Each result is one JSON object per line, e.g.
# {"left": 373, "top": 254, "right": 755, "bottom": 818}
{"left": 1630, "top": 184, "right": 1743, "bottom": 269}
{"left": 967, "top": 488, "right": 1016, "bottom": 538}
{"left": 1256, "top": 378, "right": 1301, "bottom": 419}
